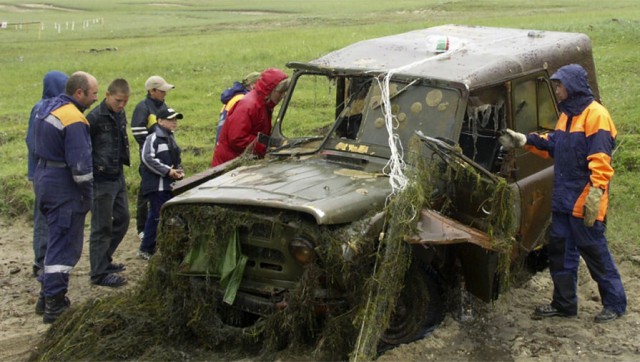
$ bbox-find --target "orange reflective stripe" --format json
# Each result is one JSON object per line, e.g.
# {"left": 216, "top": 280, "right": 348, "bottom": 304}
{"left": 525, "top": 132, "right": 552, "bottom": 158}
{"left": 525, "top": 145, "right": 551, "bottom": 159}
{"left": 50, "top": 103, "right": 88, "bottom": 127}
{"left": 572, "top": 183, "right": 609, "bottom": 222}
{"left": 588, "top": 152, "right": 613, "bottom": 189}
{"left": 555, "top": 114, "right": 568, "bottom": 131}
{"left": 572, "top": 184, "right": 590, "bottom": 217}
{"left": 579, "top": 102, "right": 617, "bottom": 138}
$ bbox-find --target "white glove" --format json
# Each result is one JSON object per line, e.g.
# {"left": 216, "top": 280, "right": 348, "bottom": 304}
{"left": 498, "top": 129, "right": 527, "bottom": 150}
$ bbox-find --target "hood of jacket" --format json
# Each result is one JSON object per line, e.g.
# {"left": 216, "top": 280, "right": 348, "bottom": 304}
{"left": 36, "top": 93, "right": 88, "bottom": 119}
{"left": 41, "top": 71, "right": 68, "bottom": 100}
{"left": 220, "top": 81, "right": 247, "bottom": 104}
{"left": 551, "top": 64, "right": 595, "bottom": 117}
{"left": 254, "top": 68, "right": 288, "bottom": 107}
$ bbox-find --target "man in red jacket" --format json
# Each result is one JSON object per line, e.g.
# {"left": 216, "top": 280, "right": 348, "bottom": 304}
{"left": 212, "top": 68, "right": 289, "bottom": 166}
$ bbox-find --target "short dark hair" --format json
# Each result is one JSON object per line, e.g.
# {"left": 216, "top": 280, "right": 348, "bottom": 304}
{"left": 108, "top": 78, "right": 130, "bottom": 95}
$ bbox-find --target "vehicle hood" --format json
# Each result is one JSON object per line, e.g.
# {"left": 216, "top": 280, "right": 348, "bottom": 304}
{"left": 167, "top": 158, "right": 391, "bottom": 224}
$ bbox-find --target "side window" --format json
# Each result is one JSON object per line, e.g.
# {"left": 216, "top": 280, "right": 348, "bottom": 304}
{"left": 537, "top": 77, "right": 558, "bottom": 130}
{"left": 512, "top": 79, "right": 537, "bottom": 133}
{"left": 512, "top": 76, "right": 558, "bottom": 132}
{"left": 511, "top": 75, "right": 556, "bottom": 180}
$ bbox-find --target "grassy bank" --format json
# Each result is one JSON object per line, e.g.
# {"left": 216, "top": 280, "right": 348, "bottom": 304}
{"left": 0, "top": 0, "right": 638, "bottom": 249}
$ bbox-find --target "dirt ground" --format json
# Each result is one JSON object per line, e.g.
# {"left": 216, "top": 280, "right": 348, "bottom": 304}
{"left": 1, "top": 217, "right": 639, "bottom": 361}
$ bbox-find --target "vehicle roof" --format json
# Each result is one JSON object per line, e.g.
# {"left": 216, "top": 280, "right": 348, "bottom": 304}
{"left": 292, "top": 24, "right": 597, "bottom": 92}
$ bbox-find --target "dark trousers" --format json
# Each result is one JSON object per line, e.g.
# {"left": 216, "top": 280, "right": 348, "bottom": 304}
{"left": 89, "top": 174, "right": 130, "bottom": 280}
{"left": 548, "top": 212, "right": 627, "bottom": 315}
{"left": 139, "top": 191, "right": 172, "bottom": 254}
{"left": 32, "top": 192, "right": 48, "bottom": 269}
{"left": 136, "top": 164, "right": 148, "bottom": 233}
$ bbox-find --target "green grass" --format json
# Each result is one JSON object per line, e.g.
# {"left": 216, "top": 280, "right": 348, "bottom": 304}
{"left": 1, "top": 0, "right": 639, "bottom": 249}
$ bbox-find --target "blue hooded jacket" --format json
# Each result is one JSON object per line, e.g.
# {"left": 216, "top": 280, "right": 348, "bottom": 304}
{"left": 26, "top": 71, "right": 68, "bottom": 180}
{"left": 526, "top": 64, "right": 616, "bottom": 218}
{"left": 550, "top": 64, "right": 595, "bottom": 117}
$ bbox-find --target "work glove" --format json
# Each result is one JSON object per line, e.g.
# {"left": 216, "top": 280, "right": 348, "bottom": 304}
{"left": 583, "top": 186, "right": 604, "bottom": 227}
{"left": 498, "top": 129, "right": 527, "bottom": 150}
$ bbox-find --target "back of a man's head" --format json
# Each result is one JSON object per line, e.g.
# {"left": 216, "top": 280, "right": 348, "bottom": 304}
{"left": 65, "top": 71, "right": 91, "bottom": 96}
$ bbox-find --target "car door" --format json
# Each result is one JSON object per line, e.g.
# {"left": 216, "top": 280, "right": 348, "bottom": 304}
{"left": 511, "top": 74, "right": 557, "bottom": 251}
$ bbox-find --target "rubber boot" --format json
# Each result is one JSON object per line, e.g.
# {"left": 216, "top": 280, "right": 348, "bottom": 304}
{"left": 35, "top": 294, "right": 45, "bottom": 315}
{"left": 43, "top": 293, "right": 70, "bottom": 324}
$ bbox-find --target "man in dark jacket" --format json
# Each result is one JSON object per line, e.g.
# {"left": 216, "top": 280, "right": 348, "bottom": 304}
{"left": 26, "top": 70, "right": 68, "bottom": 277}
{"left": 212, "top": 68, "right": 289, "bottom": 166}
{"left": 86, "top": 79, "right": 131, "bottom": 288}
{"left": 138, "top": 108, "right": 184, "bottom": 260}
{"left": 34, "top": 71, "right": 98, "bottom": 323}
{"left": 130, "top": 75, "right": 174, "bottom": 241}
{"left": 499, "top": 64, "right": 627, "bottom": 323}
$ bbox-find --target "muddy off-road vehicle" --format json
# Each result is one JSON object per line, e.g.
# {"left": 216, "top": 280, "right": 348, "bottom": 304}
{"left": 160, "top": 25, "right": 601, "bottom": 348}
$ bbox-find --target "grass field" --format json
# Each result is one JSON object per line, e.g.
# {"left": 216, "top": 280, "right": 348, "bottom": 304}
{"left": 0, "top": 0, "right": 638, "bottom": 248}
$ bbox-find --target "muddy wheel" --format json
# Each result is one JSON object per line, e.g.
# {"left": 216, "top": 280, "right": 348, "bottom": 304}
{"left": 380, "top": 264, "right": 444, "bottom": 347}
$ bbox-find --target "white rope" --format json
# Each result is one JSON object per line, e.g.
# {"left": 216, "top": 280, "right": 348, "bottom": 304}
{"left": 353, "top": 38, "right": 468, "bottom": 362}
{"left": 378, "top": 54, "right": 444, "bottom": 196}
{"left": 376, "top": 73, "right": 407, "bottom": 196}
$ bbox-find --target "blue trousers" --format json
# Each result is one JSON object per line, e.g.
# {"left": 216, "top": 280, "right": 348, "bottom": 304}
{"left": 89, "top": 174, "right": 129, "bottom": 280}
{"left": 32, "top": 192, "right": 48, "bottom": 269}
{"left": 35, "top": 165, "right": 89, "bottom": 297}
{"left": 548, "top": 212, "right": 627, "bottom": 315}
{"left": 140, "top": 191, "right": 172, "bottom": 254}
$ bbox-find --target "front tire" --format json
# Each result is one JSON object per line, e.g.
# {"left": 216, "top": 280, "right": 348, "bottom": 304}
{"left": 380, "top": 263, "right": 444, "bottom": 346}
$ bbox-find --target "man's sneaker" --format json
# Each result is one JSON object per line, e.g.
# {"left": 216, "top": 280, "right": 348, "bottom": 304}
{"left": 532, "top": 304, "right": 575, "bottom": 320}
{"left": 35, "top": 295, "right": 45, "bottom": 315}
{"left": 594, "top": 308, "right": 623, "bottom": 323}
{"left": 137, "top": 250, "right": 153, "bottom": 261}
{"left": 138, "top": 231, "right": 145, "bottom": 241}
{"left": 106, "top": 263, "right": 126, "bottom": 273}
{"left": 91, "top": 273, "right": 127, "bottom": 288}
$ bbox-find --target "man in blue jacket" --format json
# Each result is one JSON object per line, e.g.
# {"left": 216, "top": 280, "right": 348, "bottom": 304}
{"left": 25, "top": 70, "right": 68, "bottom": 278}
{"left": 500, "top": 64, "right": 626, "bottom": 323}
{"left": 33, "top": 71, "right": 98, "bottom": 323}
{"left": 138, "top": 108, "right": 184, "bottom": 260}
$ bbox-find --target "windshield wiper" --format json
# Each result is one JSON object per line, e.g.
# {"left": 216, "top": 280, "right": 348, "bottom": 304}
{"left": 269, "top": 136, "right": 324, "bottom": 153}
{"left": 415, "top": 130, "right": 499, "bottom": 183}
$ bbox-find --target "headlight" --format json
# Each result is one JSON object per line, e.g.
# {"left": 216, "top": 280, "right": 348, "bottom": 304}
{"left": 289, "top": 236, "right": 316, "bottom": 265}
{"left": 162, "top": 214, "right": 188, "bottom": 239}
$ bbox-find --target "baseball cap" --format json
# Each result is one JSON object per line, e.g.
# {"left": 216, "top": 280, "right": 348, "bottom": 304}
{"left": 242, "top": 72, "right": 261, "bottom": 87}
{"left": 157, "top": 108, "right": 183, "bottom": 120}
{"left": 145, "top": 75, "right": 174, "bottom": 91}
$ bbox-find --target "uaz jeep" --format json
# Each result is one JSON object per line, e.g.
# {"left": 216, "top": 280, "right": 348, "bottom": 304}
{"left": 160, "top": 25, "right": 600, "bottom": 349}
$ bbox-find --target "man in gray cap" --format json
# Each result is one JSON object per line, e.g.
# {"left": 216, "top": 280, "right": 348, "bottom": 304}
{"left": 130, "top": 75, "right": 174, "bottom": 242}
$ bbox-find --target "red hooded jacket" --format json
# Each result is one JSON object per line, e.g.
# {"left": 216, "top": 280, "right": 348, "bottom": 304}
{"left": 211, "top": 68, "right": 288, "bottom": 167}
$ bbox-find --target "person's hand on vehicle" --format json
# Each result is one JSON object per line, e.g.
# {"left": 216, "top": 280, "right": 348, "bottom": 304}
{"left": 498, "top": 129, "right": 527, "bottom": 150}
{"left": 583, "top": 186, "right": 603, "bottom": 227}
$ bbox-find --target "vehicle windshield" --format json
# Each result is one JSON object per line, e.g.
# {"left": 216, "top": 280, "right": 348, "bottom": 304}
{"left": 274, "top": 72, "right": 463, "bottom": 160}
